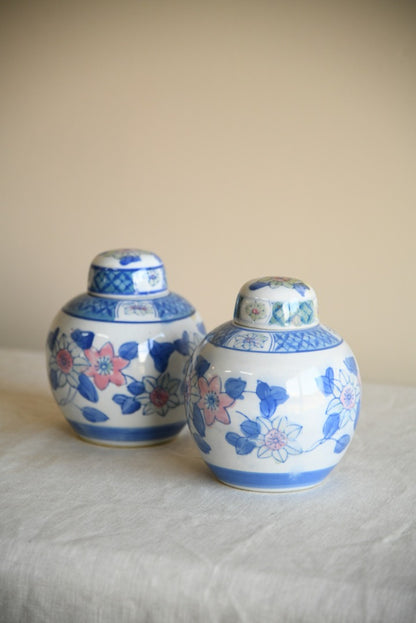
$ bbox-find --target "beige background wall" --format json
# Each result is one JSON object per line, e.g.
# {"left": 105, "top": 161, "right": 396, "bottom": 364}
{"left": 1, "top": 0, "right": 415, "bottom": 386}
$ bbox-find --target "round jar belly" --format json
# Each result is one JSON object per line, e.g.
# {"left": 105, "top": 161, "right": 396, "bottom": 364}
{"left": 46, "top": 249, "right": 205, "bottom": 446}
{"left": 184, "top": 277, "right": 361, "bottom": 491}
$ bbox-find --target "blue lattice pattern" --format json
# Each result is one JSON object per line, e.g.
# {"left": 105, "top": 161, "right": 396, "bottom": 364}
{"left": 271, "top": 301, "right": 316, "bottom": 327}
{"left": 206, "top": 322, "right": 342, "bottom": 353}
{"left": 63, "top": 293, "right": 194, "bottom": 323}
{"left": 91, "top": 269, "right": 136, "bottom": 295}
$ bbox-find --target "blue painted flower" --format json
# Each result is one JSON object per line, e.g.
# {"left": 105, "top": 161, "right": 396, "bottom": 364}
{"left": 49, "top": 332, "right": 89, "bottom": 390}
{"left": 231, "top": 332, "right": 268, "bottom": 350}
{"left": 325, "top": 370, "right": 360, "bottom": 428}
{"left": 256, "top": 415, "right": 303, "bottom": 463}
{"left": 141, "top": 373, "right": 180, "bottom": 417}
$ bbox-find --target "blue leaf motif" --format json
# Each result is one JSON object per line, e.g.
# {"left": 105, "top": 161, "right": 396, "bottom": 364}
{"left": 127, "top": 381, "right": 145, "bottom": 396}
{"left": 113, "top": 394, "right": 127, "bottom": 405}
{"left": 82, "top": 407, "right": 109, "bottom": 422}
{"left": 49, "top": 368, "right": 59, "bottom": 390}
{"left": 256, "top": 381, "right": 270, "bottom": 400}
{"left": 47, "top": 327, "right": 59, "bottom": 352}
{"left": 71, "top": 329, "right": 94, "bottom": 350}
{"left": 235, "top": 437, "right": 256, "bottom": 455}
{"left": 119, "top": 342, "right": 138, "bottom": 360}
{"left": 193, "top": 433, "right": 211, "bottom": 454}
{"left": 77, "top": 373, "right": 98, "bottom": 403}
{"left": 120, "top": 397, "right": 141, "bottom": 414}
{"left": 119, "top": 254, "right": 141, "bottom": 265}
{"left": 269, "top": 386, "right": 289, "bottom": 406}
{"left": 316, "top": 367, "right": 335, "bottom": 395}
{"left": 344, "top": 357, "right": 358, "bottom": 376}
{"left": 240, "top": 419, "right": 260, "bottom": 438}
{"left": 193, "top": 403, "right": 205, "bottom": 437}
{"left": 323, "top": 413, "right": 340, "bottom": 439}
{"left": 196, "top": 321, "right": 206, "bottom": 335}
{"left": 225, "top": 432, "right": 240, "bottom": 447}
{"left": 249, "top": 281, "right": 269, "bottom": 291}
{"left": 225, "top": 377, "right": 246, "bottom": 400}
{"left": 195, "top": 356, "right": 210, "bottom": 378}
{"left": 173, "top": 331, "right": 190, "bottom": 356}
{"left": 149, "top": 341, "right": 175, "bottom": 373}
{"left": 260, "top": 395, "right": 277, "bottom": 418}
{"left": 334, "top": 434, "right": 351, "bottom": 454}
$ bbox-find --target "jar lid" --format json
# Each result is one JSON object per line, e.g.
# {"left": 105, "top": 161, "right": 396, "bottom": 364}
{"left": 87, "top": 249, "right": 168, "bottom": 298}
{"left": 233, "top": 277, "right": 318, "bottom": 330}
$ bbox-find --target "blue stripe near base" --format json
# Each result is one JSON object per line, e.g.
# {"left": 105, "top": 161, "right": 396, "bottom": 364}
{"left": 68, "top": 420, "right": 185, "bottom": 443}
{"left": 206, "top": 463, "right": 334, "bottom": 490}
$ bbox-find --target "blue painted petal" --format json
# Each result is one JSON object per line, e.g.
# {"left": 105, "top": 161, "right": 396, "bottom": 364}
{"left": 192, "top": 403, "right": 205, "bottom": 437}
{"left": 47, "top": 327, "right": 59, "bottom": 351}
{"left": 112, "top": 394, "right": 127, "bottom": 406}
{"left": 119, "top": 341, "right": 138, "bottom": 360}
{"left": 77, "top": 373, "right": 98, "bottom": 403}
{"left": 334, "top": 434, "right": 351, "bottom": 453}
{"left": 127, "top": 381, "right": 145, "bottom": 396}
{"left": 195, "top": 356, "right": 210, "bottom": 378}
{"left": 344, "top": 357, "right": 358, "bottom": 376}
{"left": 323, "top": 413, "right": 340, "bottom": 438}
{"left": 260, "top": 396, "right": 277, "bottom": 418}
{"left": 225, "top": 432, "right": 240, "bottom": 447}
{"left": 269, "top": 386, "right": 289, "bottom": 406}
{"left": 235, "top": 437, "right": 256, "bottom": 455}
{"left": 71, "top": 329, "right": 94, "bottom": 350}
{"left": 240, "top": 419, "right": 260, "bottom": 438}
{"left": 149, "top": 341, "right": 175, "bottom": 373}
{"left": 120, "top": 397, "right": 141, "bottom": 414}
{"left": 174, "top": 331, "right": 191, "bottom": 356}
{"left": 225, "top": 377, "right": 246, "bottom": 400}
{"left": 49, "top": 368, "right": 59, "bottom": 390}
{"left": 194, "top": 433, "right": 211, "bottom": 454}
{"left": 256, "top": 381, "right": 270, "bottom": 400}
{"left": 82, "top": 407, "right": 109, "bottom": 422}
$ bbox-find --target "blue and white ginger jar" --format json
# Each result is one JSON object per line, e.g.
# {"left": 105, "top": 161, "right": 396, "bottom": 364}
{"left": 184, "top": 276, "right": 361, "bottom": 491}
{"left": 46, "top": 249, "right": 205, "bottom": 446}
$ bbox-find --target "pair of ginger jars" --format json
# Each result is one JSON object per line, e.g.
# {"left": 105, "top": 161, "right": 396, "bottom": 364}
{"left": 47, "top": 248, "right": 361, "bottom": 492}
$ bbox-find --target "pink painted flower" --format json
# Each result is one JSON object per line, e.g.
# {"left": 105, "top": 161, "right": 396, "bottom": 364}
{"left": 197, "top": 376, "right": 234, "bottom": 426}
{"left": 85, "top": 342, "right": 129, "bottom": 390}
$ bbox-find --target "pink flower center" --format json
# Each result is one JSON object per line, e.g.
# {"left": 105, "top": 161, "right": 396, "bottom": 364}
{"left": 252, "top": 308, "right": 260, "bottom": 315}
{"left": 340, "top": 385, "right": 356, "bottom": 409}
{"left": 56, "top": 349, "right": 73, "bottom": 374}
{"left": 150, "top": 387, "right": 170, "bottom": 408}
{"left": 264, "top": 429, "right": 287, "bottom": 451}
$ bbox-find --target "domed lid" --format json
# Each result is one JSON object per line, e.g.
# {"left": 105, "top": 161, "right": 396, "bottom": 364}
{"left": 87, "top": 249, "right": 168, "bottom": 298}
{"left": 233, "top": 276, "right": 318, "bottom": 330}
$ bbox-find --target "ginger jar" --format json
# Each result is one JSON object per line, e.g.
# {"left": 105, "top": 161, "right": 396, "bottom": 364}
{"left": 46, "top": 249, "right": 205, "bottom": 446}
{"left": 184, "top": 277, "right": 361, "bottom": 491}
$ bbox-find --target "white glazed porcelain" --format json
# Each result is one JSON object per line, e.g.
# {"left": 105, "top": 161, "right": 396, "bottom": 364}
{"left": 46, "top": 249, "right": 205, "bottom": 446}
{"left": 184, "top": 277, "right": 361, "bottom": 491}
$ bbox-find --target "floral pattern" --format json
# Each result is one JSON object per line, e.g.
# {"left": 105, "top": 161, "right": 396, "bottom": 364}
{"left": 197, "top": 376, "right": 234, "bottom": 425}
{"left": 47, "top": 327, "right": 196, "bottom": 424}
{"left": 49, "top": 332, "right": 89, "bottom": 390}
{"left": 185, "top": 354, "right": 361, "bottom": 461}
{"left": 141, "top": 373, "right": 180, "bottom": 417}
{"left": 85, "top": 343, "right": 129, "bottom": 390}
{"left": 249, "top": 277, "right": 310, "bottom": 296}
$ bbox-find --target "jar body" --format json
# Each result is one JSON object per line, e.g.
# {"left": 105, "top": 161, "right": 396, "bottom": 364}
{"left": 185, "top": 322, "right": 361, "bottom": 491}
{"left": 47, "top": 300, "right": 205, "bottom": 446}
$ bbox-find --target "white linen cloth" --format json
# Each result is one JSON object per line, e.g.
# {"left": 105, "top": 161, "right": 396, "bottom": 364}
{"left": 0, "top": 348, "right": 415, "bottom": 623}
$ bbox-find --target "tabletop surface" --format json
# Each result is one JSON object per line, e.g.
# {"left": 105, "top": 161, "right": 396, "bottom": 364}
{"left": 0, "top": 348, "right": 415, "bottom": 623}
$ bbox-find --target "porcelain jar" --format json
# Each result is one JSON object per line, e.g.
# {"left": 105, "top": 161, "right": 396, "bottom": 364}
{"left": 46, "top": 249, "right": 205, "bottom": 446}
{"left": 184, "top": 277, "right": 361, "bottom": 491}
